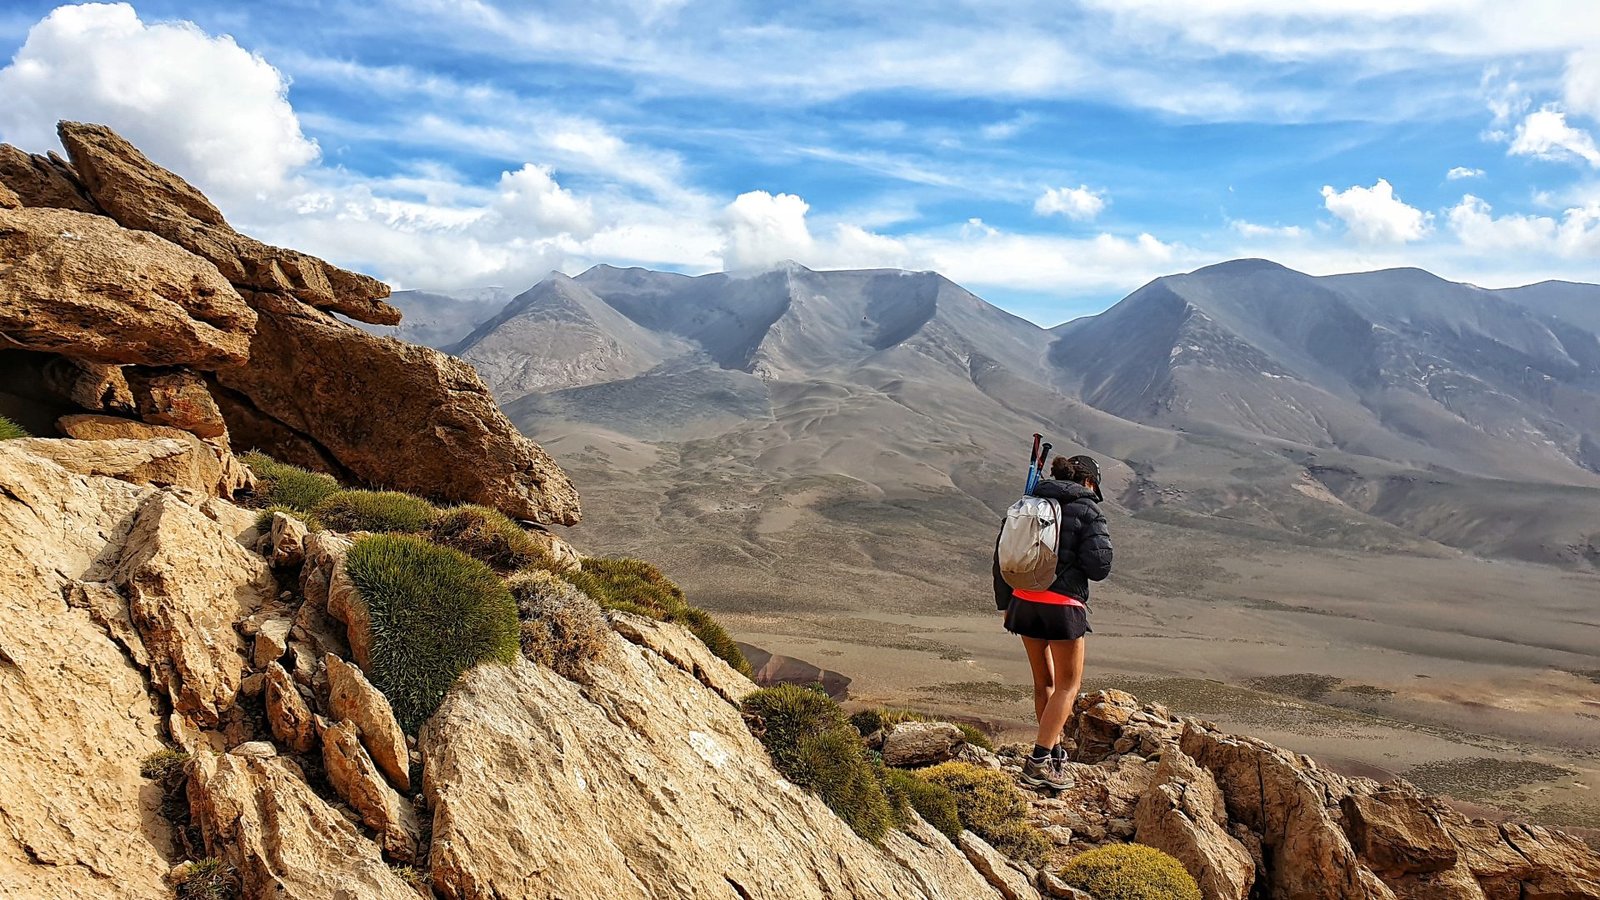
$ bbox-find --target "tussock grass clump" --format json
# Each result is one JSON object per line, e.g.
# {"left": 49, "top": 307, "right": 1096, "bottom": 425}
{"left": 175, "top": 857, "right": 240, "bottom": 900}
{"left": 883, "top": 767, "right": 963, "bottom": 839}
{"left": 567, "top": 556, "right": 752, "bottom": 676}
{"left": 0, "top": 415, "right": 28, "bottom": 440}
{"left": 140, "top": 748, "right": 190, "bottom": 781}
{"left": 955, "top": 722, "right": 994, "bottom": 751}
{"left": 314, "top": 489, "right": 440, "bottom": 534}
{"left": 508, "top": 570, "right": 609, "bottom": 679}
{"left": 345, "top": 534, "right": 519, "bottom": 732}
{"left": 431, "top": 504, "right": 553, "bottom": 571}
{"left": 240, "top": 451, "right": 339, "bottom": 511}
{"left": 743, "top": 684, "right": 895, "bottom": 841}
{"left": 919, "top": 761, "right": 1047, "bottom": 862}
{"left": 1059, "top": 844, "right": 1202, "bottom": 900}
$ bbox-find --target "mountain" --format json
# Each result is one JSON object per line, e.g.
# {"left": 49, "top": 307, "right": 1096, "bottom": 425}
{"left": 357, "top": 287, "right": 513, "bottom": 348}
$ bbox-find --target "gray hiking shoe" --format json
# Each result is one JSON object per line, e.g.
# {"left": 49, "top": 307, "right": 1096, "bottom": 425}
{"left": 1020, "top": 755, "right": 1073, "bottom": 791}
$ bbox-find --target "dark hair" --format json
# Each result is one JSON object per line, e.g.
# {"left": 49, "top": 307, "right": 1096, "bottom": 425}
{"left": 1050, "top": 456, "right": 1074, "bottom": 480}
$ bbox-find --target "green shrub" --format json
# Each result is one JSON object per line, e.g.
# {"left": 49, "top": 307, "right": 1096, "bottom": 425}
{"left": 314, "top": 489, "right": 440, "bottom": 534}
{"left": 955, "top": 722, "right": 995, "bottom": 751}
{"left": 240, "top": 451, "right": 339, "bottom": 511}
{"left": 919, "top": 761, "right": 1046, "bottom": 862}
{"left": 0, "top": 415, "right": 28, "bottom": 440}
{"left": 507, "top": 570, "right": 609, "bottom": 679}
{"left": 175, "top": 857, "right": 239, "bottom": 900}
{"left": 743, "top": 684, "right": 897, "bottom": 841}
{"left": 345, "top": 534, "right": 519, "bottom": 731}
{"left": 884, "top": 768, "right": 963, "bottom": 839}
{"left": 669, "top": 606, "right": 754, "bottom": 677}
{"left": 139, "top": 748, "right": 190, "bottom": 781}
{"left": 1059, "top": 844, "right": 1202, "bottom": 900}
{"left": 431, "top": 504, "right": 551, "bottom": 571}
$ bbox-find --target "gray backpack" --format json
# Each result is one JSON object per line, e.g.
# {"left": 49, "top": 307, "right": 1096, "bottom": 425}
{"left": 997, "top": 496, "right": 1062, "bottom": 591}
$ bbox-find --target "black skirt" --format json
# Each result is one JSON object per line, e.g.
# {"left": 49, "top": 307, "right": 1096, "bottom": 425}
{"left": 1004, "top": 596, "right": 1091, "bottom": 641}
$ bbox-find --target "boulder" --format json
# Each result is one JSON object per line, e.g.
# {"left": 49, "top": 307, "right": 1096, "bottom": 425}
{"left": 0, "top": 180, "right": 18, "bottom": 209}
{"left": 325, "top": 653, "right": 411, "bottom": 791}
{"left": 6, "top": 436, "right": 197, "bottom": 490}
{"left": 41, "top": 355, "right": 134, "bottom": 411}
{"left": 324, "top": 557, "right": 374, "bottom": 671}
{"left": 1496, "top": 823, "right": 1600, "bottom": 899}
{"left": 253, "top": 617, "right": 291, "bottom": 669}
{"left": 1341, "top": 786, "right": 1457, "bottom": 876}
{"left": 420, "top": 640, "right": 1002, "bottom": 899}
{"left": 957, "top": 831, "right": 1044, "bottom": 900}
{"left": 0, "top": 443, "right": 172, "bottom": 899}
{"left": 1133, "top": 748, "right": 1255, "bottom": 900}
{"left": 111, "top": 491, "right": 275, "bottom": 727}
{"left": 58, "top": 413, "right": 246, "bottom": 497}
{"left": 0, "top": 144, "right": 99, "bottom": 212}
{"left": 882, "top": 721, "right": 966, "bottom": 768}
{"left": 264, "top": 662, "right": 316, "bottom": 754}
{"left": 57, "top": 122, "right": 399, "bottom": 326}
{"left": 186, "top": 750, "right": 417, "bottom": 900}
{"left": 0, "top": 205, "right": 254, "bottom": 367}
{"left": 215, "top": 291, "right": 580, "bottom": 524}
{"left": 126, "top": 367, "right": 227, "bottom": 438}
{"left": 1069, "top": 689, "right": 1138, "bottom": 763}
{"left": 317, "top": 717, "right": 421, "bottom": 863}
{"left": 610, "top": 611, "right": 756, "bottom": 705}
{"left": 264, "top": 511, "right": 309, "bottom": 567}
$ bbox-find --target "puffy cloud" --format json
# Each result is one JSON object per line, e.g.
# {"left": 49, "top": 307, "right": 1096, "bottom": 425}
{"left": 1446, "top": 166, "right": 1486, "bottom": 179}
{"left": 489, "top": 164, "right": 595, "bottom": 239}
{"left": 720, "top": 191, "right": 815, "bottom": 271}
{"left": 1508, "top": 106, "right": 1600, "bottom": 166}
{"left": 1564, "top": 50, "right": 1600, "bottom": 119}
{"left": 1034, "top": 185, "right": 1107, "bottom": 221}
{"left": 1320, "top": 179, "right": 1432, "bottom": 244}
{"left": 1230, "top": 219, "right": 1305, "bottom": 238}
{"left": 0, "top": 3, "right": 317, "bottom": 202}
{"left": 1447, "top": 194, "right": 1600, "bottom": 258}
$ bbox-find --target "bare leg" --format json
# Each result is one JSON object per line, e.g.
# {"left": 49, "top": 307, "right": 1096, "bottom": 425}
{"left": 1033, "top": 638, "right": 1086, "bottom": 749}
{"left": 1021, "top": 636, "right": 1055, "bottom": 725}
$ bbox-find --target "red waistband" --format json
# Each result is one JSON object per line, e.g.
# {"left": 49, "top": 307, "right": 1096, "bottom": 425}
{"left": 1012, "top": 589, "right": 1086, "bottom": 608}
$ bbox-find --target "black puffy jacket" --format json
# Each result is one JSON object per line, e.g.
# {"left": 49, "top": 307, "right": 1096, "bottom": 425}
{"left": 992, "top": 479, "right": 1113, "bottom": 609}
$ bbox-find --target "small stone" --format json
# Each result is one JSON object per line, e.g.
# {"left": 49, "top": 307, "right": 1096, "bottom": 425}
{"left": 230, "top": 740, "right": 277, "bottom": 759}
{"left": 239, "top": 616, "right": 261, "bottom": 637}
{"left": 253, "top": 618, "right": 291, "bottom": 669}
{"left": 239, "top": 672, "right": 267, "bottom": 698}
{"left": 1108, "top": 817, "right": 1135, "bottom": 839}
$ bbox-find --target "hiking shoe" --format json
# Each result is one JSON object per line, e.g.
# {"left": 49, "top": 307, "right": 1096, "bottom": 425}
{"left": 1020, "top": 756, "right": 1073, "bottom": 791}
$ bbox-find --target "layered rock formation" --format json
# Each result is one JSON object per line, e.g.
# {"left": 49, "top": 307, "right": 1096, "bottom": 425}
{"left": 0, "top": 121, "right": 579, "bottom": 525}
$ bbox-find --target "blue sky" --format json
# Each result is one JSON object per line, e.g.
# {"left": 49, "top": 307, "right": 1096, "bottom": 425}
{"left": 2, "top": 1, "right": 1598, "bottom": 323}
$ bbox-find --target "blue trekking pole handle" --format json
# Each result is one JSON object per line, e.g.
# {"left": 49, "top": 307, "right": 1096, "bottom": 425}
{"left": 1024, "top": 433, "right": 1042, "bottom": 493}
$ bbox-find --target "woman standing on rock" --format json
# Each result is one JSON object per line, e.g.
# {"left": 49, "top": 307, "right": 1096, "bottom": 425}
{"left": 993, "top": 454, "right": 1113, "bottom": 791}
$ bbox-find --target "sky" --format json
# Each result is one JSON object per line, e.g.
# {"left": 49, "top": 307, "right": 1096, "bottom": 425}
{"left": 1, "top": 2, "right": 1599, "bottom": 323}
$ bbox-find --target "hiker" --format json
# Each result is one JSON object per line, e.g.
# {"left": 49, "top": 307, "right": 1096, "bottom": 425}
{"left": 993, "top": 454, "right": 1112, "bottom": 790}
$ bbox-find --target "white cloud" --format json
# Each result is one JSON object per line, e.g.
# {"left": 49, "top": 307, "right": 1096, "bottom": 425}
{"left": 1034, "top": 185, "right": 1107, "bottom": 221}
{"left": 1447, "top": 193, "right": 1600, "bottom": 257}
{"left": 1230, "top": 219, "right": 1305, "bottom": 238}
{"left": 720, "top": 191, "right": 815, "bottom": 271}
{"left": 1446, "top": 166, "right": 1486, "bottom": 180}
{"left": 1320, "top": 179, "right": 1433, "bottom": 244}
{"left": 1563, "top": 50, "right": 1600, "bottom": 119}
{"left": 0, "top": 3, "right": 317, "bottom": 203}
{"left": 1508, "top": 106, "right": 1600, "bottom": 167}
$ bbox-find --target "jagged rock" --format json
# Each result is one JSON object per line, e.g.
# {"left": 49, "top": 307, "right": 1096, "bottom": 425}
{"left": 56, "top": 122, "right": 398, "bottom": 326}
{"left": 0, "top": 443, "right": 172, "bottom": 899}
{"left": 318, "top": 717, "right": 421, "bottom": 863}
{"left": 7, "top": 436, "right": 198, "bottom": 491}
{"left": 186, "top": 750, "right": 417, "bottom": 899}
{"left": 610, "top": 611, "right": 756, "bottom": 704}
{"left": 1443, "top": 815, "right": 1600, "bottom": 900}
{"left": 1068, "top": 689, "right": 1137, "bottom": 762}
{"left": 215, "top": 291, "right": 581, "bottom": 524}
{"left": 253, "top": 617, "right": 291, "bottom": 669}
{"left": 0, "top": 179, "right": 19, "bottom": 208}
{"left": 1341, "top": 785, "right": 1458, "bottom": 876}
{"left": 324, "top": 556, "right": 374, "bottom": 670}
{"left": 265, "top": 511, "right": 309, "bottom": 567}
{"left": 958, "top": 832, "right": 1043, "bottom": 900}
{"left": 111, "top": 491, "right": 275, "bottom": 727}
{"left": 126, "top": 367, "right": 227, "bottom": 438}
{"left": 230, "top": 740, "right": 277, "bottom": 759}
{"left": 883, "top": 721, "right": 966, "bottom": 768}
{"left": 1039, "top": 872, "right": 1096, "bottom": 899}
{"left": 1181, "top": 724, "right": 1397, "bottom": 900}
{"left": 58, "top": 413, "right": 245, "bottom": 497}
{"left": 421, "top": 643, "right": 1002, "bottom": 899}
{"left": 1134, "top": 747, "right": 1255, "bottom": 900}
{"left": 0, "top": 144, "right": 99, "bottom": 212}
{"left": 325, "top": 653, "right": 411, "bottom": 791}
{"left": 41, "top": 355, "right": 134, "bottom": 411}
{"left": 0, "top": 205, "right": 254, "bottom": 366}
{"left": 530, "top": 524, "right": 583, "bottom": 571}
{"left": 64, "top": 579, "right": 150, "bottom": 668}
{"left": 264, "top": 662, "right": 317, "bottom": 753}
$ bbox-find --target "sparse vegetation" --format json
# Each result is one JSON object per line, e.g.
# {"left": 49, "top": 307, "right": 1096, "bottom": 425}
{"left": 918, "top": 761, "right": 1046, "bottom": 862}
{"left": 1058, "top": 844, "right": 1202, "bottom": 900}
{"left": 507, "top": 569, "right": 609, "bottom": 679}
{"left": 140, "top": 748, "right": 190, "bottom": 781}
{"left": 883, "top": 767, "right": 963, "bottom": 839}
{"left": 175, "top": 857, "right": 241, "bottom": 900}
{"left": 567, "top": 556, "right": 752, "bottom": 676}
{"left": 0, "top": 415, "right": 28, "bottom": 440}
{"left": 954, "top": 722, "right": 994, "bottom": 751}
{"left": 742, "top": 684, "right": 896, "bottom": 841}
{"left": 251, "top": 504, "right": 323, "bottom": 535}
{"left": 390, "top": 864, "right": 431, "bottom": 897}
{"left": 345, "top": 534, "right": 519, "bottom": 731}
{"left": 314, "top": 489, "right": 440, "bottom": 534}
{"left": 240, "top": 451, "right": 340, "bottom": 511}
{"left": 431, "top": 504, "right": 552, "bottom": 571}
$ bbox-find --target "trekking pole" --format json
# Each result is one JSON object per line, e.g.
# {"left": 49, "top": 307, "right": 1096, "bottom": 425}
{"left": 1038, "top": 442, "right": 1053, "bottom": 482}
{"left": 1024, "top": 433, "right": 1042, "bottom": 492}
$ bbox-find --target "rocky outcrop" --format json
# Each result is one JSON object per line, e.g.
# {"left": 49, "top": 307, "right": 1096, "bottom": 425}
{"left": 0, "top": 205, "right": 253, "bottom": 367}
{"left": 611, "top": 611, "right": 756, "bottom": 704}
{"left": 57, "top": 122, "right": 398, "bottom": 326}
{"left": 325, "top": 653, "right": 411, "bottom": 791}
{"left": 883, "top": 721, "right": 966, "bottom": 768}
{"left": 186, "top": 751, "right": 417, "bottom": 900}
{"left": 317, "top": 717, "right": 421, "bottom": 863}
{"left": 111, "top": 491, "right": 275, "bottom": 732}
{"left": 6, "top": 436, "right": 196, "bottom": 489}
{"left": 264, "top": 662, "right": 316, "bottom": 754}
{"left": 1133, "top": 748, "right": 1254, "bottom": 900}
{"left": 215, "top": 291, "right": 580, "bottom": 524}
{"left": 421, "top": 645, "right": 1000, "bottom": 899}
{"left": 59, "top": 412, "right": 249, "bottom": 497}
{"left": 0, "top": 144, "right": 99, "bottom": 212}
{"left": 958, "top": 832, "right": 1043, "bottom": 900}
